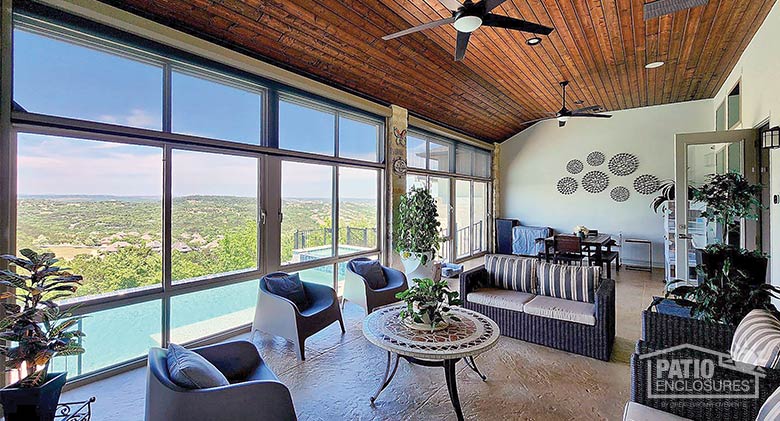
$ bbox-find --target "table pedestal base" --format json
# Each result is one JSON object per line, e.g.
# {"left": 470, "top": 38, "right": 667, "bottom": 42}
{"left": 370, "top": 351, "right": 487, "bottom": 421}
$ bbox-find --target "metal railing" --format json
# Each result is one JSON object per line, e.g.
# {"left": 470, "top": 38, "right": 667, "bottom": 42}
{"left": 293, "top": 226, "right": 378, "bottom": 250}
{"left": 456, "top": 220, "right": 484, "bottom": 258}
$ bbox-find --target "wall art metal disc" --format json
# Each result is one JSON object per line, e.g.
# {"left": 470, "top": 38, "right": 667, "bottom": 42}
{"left": 582, "top": 171, "right": 609, "bottom": 193}
{"left": 587, "top": 151, "right": 605, "bottom": 166}
{"left": 633, "top": 174, "right": 660, "bottom": 195}
{"left": 608, "top": 153, "right": 639, "bottom": 176}
{"left": 610, "top": 186, "right": 630, "bottom": 202}
{"left": 557, "top": 177, "right": 578, "bottom": 195}
{"left": 566, "top": 159, "right": 584, "bottom": 174}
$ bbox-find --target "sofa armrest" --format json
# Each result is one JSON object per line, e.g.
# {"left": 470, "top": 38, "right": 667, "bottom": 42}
{"left": 595, "top": 278, "right": 615, "bottom": 322}
{"left": 641, "top": 310, "right": 735, "bottom": 351}
{"left": 460, "top": 266, "right": 488, "bottom": 298}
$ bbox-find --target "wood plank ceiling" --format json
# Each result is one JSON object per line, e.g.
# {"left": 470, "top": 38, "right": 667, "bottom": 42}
{"left": 102, "top": 0, "right": 776, "bottom": 142}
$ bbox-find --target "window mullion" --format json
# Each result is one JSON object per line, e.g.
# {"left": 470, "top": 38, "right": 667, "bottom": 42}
{"left": 162, "top": 63, "right": 172, "bottom": 133}
{"left": 332, "top": 165, "right": 339, "bottom": 290}
{"left": 162, "top": 144, "right": 173, "bottom": 346}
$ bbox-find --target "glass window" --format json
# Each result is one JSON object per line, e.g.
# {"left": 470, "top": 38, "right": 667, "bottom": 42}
{"left": 473, "top": 182, "right": 488, "bottom": 254}
{"left": 13, "top": 29, "right": 163, "bottom": 130}
{"left": 339, "top": 116, "right": 380, "bottom": 162}
{"left": 456, "top": 146, "right": 474, "bottom": 176}
{"left": 170, "top": 280, "right": 259, "bottom": 344}
{"left": 407, "top": 135, "right": 427, "bottom": 169}
{"left": 728, "top": 84, "right": 741, "bottom": 128}
{"left": 429, "top": 140, "right": 451, "bottom": 172}
{"left": 16, "top": 133, "right": 162, "bottom": 299}
{"left": 474, "top": 150, "right": 491, "bottom": 178}
{"left": 171, "top": 150, "right": 258, "bottom": 283}
{"left": 172, "top": 70, "right": 262, "bottom": 144}
{"left": 455, "top": 180, "right": 471, "bottom": 258}
{"left": 406, "top": 174, "right": 428, "bottom": 192}
{"left": 716, "top": 101, "right": 726, "bottom": 131}
{"left": 279, "top": 99, "right": 335, "bottom": 156}
{"left": 339, "top": 167, "right": 378, "bottom": 253}
{"left": 281, "top": 161, "right": 334, "bottom": 265}
{"left": 50, "top": 300, "right": 162, "bottom": 378}
{"left": 297, "top": 264, "right": 335, "bottom": 288}
{"left": 430, "top": 177, "right": 451, "bottom": 262}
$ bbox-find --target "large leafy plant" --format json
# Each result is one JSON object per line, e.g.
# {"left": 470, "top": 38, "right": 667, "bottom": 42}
{"left": 396, "top": 278, "right": 462, "bottom": 330}
{"left": 692, "top": 172, "right": 762, "bottom": 244}
{"left": 0, "top": 249, "right": 86, "bottom": 387}
{"left": 394, "top": 187, "right": 442, "bottom": 265}
{"left": 665, "top": 259, "right": 780, "bottom": 326}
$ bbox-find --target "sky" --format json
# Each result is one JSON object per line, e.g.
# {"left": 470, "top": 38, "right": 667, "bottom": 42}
{"left": 13, "top": 29, "right": 379, "bottom": 199}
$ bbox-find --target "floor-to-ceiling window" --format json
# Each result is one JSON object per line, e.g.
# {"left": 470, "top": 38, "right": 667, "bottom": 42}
{"left": 9, "top": 8, "right": 383, "bottom": 382}
{"left": 405, "top": 131, "right": 492, "bottom": 262}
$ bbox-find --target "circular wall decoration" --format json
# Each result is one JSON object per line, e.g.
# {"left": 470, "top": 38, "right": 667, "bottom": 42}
{"left": 566, "top": 159, "right": 584, "bottom": 174}
{"left": 610, "top": 186, "right": 630, "bottom": 202}
{"left": 557, "top": 177, "right": 578, "bottom": 195}
{"left": 582, "top": 171, "right": 609, "bottom": 193}
{"left": 608, "top": 153, "right": 639, "bottom": 176}
{"left": 633, "top": 174, "right": 660, "bottom": 195}
{"left": 392, "top": 157, "right": 408, "bottom": 175}
{"left": 587, "top": 151, "right": 605, "bottom": 166}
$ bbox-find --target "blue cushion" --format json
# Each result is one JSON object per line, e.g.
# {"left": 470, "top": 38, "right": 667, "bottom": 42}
{"left": 351, "top": 260, "right": 387, "bottom": 289}
{"left": 166, "top": 343, "right": 229, "bottom": 389}
{"left": 265, "top": 273, "right": 309, "bottom": 310}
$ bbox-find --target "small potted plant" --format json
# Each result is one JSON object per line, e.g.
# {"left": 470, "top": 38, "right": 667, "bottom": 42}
{"left": 396, "top": 278, "right": 461, "bottom": 331}
{"left": 0, "top": 249, "right": 86, "bottom": 421}
{"left": 394, "top": 187, "right": 443, "bottom": 282}
{"left": 573, "top": 225, "right": 589, "bottom": 239}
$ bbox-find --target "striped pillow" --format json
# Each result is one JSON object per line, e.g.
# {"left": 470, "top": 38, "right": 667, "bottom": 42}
{"left": 731, "top": 309, "right": 780, "bottom": 369}
{"left": 757, "top": 386, "right": 780, "bottom": 421}
{"left": 537, "top": 262, "right": 600, "bottom": 303}
{"left": 484, "top": 254, "right": 537, "bottom": 294}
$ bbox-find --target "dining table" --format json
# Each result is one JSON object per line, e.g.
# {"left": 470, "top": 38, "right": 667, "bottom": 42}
{"left": 543, "top": 233, "right": 616, "bottom": 278}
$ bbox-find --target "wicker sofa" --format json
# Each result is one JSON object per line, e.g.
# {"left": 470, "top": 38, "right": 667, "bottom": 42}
{"left": 460, "top": 254, "right": 615, "bottom": 361}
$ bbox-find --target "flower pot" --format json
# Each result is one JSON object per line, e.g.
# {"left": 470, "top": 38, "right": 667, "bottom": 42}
{"left": 0, "top": 372, "right": 67, "bottom": 421}
{"left": 400, "top": 251, "right": 435, "bottom": 285}
{"left": 404, "top": 317, "right": 449, "bottom": 331}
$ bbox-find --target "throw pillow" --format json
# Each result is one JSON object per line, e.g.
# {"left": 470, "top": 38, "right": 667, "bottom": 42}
{"left": 166, "top": 343, "right": 229, "bottom": 389}
{"left": 484, "top": 254, "right": 537, "bottom": 294}
{"left": 537, "top": 262, "right": 600, "bottom": 303}
{"left": 731, "top": 309, "right": 780, "bottom": 369}
{"left": 351, "top": 260, "right": 388, "bottom": 289}
{"left": 265, "top": 273, "right": 309, "bottom": 310}
{"left": 757, "top": 385, "right": 780, "bottom": 421}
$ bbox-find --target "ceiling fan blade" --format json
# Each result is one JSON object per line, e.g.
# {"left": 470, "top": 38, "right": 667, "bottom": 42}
{"left": 383, "top": 17, "right": 456, "bottom": 40}
{"left": 455, "top": 31, "right": 471, "bottom": 61}
{"left": 482, "top": 14, "right": 554, "bottom": 35}
{"left": 559, "top": 120, "right": 566, "bottom": 128}
{"left": 483, "top": 0, "right": 508, "bottom": 12}
{"left": 572, "top": 105, "right": 602, "bottom": 114}
{"left": 438, "top": 0, "right": 463, "bottom": 11}
{"left": 570, "top": 112, "right": 613, "bottom": 118}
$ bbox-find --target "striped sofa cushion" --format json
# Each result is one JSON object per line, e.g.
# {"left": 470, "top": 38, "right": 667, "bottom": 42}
{"left": 731, "top": 309, "right": 780, "bottom": 369}
{"left": 484, "top": 254, "right": 537, "bottom": 294}
{"left": 757, "top": 385, "right": 780, "bottom": 421}
{"left": 537, "top": 262, "right": 600, "bottom": 304}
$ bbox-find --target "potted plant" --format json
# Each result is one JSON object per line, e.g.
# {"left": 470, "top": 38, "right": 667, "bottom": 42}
{"left": 650, "top": 179, "right": 696, "bottom": 214}
{"left": 0, "top": 249, "right": 86, "bottom": 421}
{"left": 573, "top": 225, "right": 589, "bottom": 240}
{"left": 394, "top": 187, "right": 443, "bottom": 282}
{"left": 691, "top": 172, "right": 766, "bottom": 284}
{"left": 396, "top": 278, "right": 461, "bottom": 331}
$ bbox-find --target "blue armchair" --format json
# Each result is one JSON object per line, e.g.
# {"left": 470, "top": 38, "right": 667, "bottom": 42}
{"left": 253, "top": 272, "right": 345, "bottom": 360}
{"left": 343, "top": 258, "right": 408, "bottom": 314}
{"left": 145, "top": 340, "right": 296, "bottom": 421}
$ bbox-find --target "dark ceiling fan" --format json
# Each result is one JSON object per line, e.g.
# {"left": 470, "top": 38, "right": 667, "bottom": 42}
{"left": 520, "top": 81, "right": 612, "bottom": 127}
{"left": 382, "top": 0, "right": 554, "bottom": 61}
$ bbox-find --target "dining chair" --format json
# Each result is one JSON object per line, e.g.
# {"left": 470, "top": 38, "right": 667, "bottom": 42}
{"left": 552, "top": 234, "right": 586, "bottom": 265}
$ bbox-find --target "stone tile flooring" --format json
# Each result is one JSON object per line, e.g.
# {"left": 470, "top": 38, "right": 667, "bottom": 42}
{"left": 61, "top": 266, "right": 664, "bottom": 420}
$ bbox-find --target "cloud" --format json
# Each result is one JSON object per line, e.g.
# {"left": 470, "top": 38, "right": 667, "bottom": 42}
{"left": 97, "top": 109, "right": 161, "bottom": 129}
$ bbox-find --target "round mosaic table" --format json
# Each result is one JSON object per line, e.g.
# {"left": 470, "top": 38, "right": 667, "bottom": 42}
{"left": 362, "top": 303, "right": 500, "bottom": 421}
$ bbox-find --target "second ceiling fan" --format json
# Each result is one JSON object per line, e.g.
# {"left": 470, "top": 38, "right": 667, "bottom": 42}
{"left": 382, "top": 0, "right": 554, "bottom": 61}
{"left": 520, "top": 81, "right": 612, "bottom": 128}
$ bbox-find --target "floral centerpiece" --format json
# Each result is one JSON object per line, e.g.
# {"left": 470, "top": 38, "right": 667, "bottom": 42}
{"left": 573, "top": 225, "right": 590, "bottom": 239}
{"left": 396, "top": 278, "right": 461, "bottom": 331}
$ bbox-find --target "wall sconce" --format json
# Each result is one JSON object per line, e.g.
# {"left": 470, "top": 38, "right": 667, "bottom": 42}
{"left": 762, "top": 126, "right": 780, "bottom": 149}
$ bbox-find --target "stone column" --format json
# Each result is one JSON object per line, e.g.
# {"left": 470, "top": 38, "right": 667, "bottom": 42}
{"left": 386, "top": 105, "right": 408, "bottom": 270}
{"left": 491, "top": 142, "right": 501, "bottom": 252}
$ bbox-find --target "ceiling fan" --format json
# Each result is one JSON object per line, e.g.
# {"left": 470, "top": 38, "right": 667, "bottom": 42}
{"left": 382, "top": 0, "right": 554, "bottom": 61}
{"left": 520, "top": 81, "right": 612, "bottom": 127}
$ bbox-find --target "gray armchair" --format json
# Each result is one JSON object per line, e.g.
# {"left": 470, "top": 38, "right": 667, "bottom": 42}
{"left": 343, "top": 258, "right": 408, "bottom": 314}
{"left": 145, "top": 340, "right": 296, "bottom": 421}
{"left": 253, "top": 272, "right": 345, "bottom": 360}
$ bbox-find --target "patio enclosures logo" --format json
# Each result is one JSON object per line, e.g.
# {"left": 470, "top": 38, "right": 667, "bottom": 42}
{"left": 640, "top": 345, "right": 764, "bottom": 399}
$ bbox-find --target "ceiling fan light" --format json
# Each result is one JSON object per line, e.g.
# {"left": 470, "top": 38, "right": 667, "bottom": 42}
{"left": 453, "top": 16, "right": 482, "bottom": 33}
{"left": 645, "top": 61, "right": 665, "bottom": 69}
{"left": 557, "top": 116, "right": 570, "bottom": 123}
{"left": 526, "top": 36, "right": 542, "bottom": 46}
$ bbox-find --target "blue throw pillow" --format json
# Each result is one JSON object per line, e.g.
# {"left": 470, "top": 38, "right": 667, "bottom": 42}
{"left": 351, "top": 260, "right": 388, "bottom": 290}
{"left": 265, "top": 273, "right": 309, "bottom": 310}
{"left": 166, "top": 343, "right": 229, "bottom": 389}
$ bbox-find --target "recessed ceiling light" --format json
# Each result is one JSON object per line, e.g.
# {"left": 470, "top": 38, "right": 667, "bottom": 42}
{"left": 645, "top": 61, "right": 665, "bottom": 69}
{"left": 526, "top": 36, "right": 542, "bottom": 46}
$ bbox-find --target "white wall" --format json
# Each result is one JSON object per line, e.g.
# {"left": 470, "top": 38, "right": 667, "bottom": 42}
{"left": 711, "top": 1, "right": 780, "bottom": 286}
{"left": 499, "top": 100, "right": 712, "bottom": 266}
